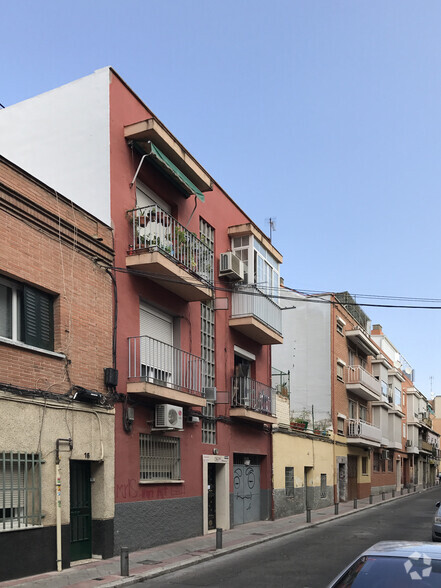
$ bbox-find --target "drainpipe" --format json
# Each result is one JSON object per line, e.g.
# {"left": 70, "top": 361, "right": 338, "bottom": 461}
{"left": 56, "top": 438, "right": 72, "bottom": 572}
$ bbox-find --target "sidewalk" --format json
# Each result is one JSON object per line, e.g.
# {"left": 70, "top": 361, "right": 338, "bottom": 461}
{"left": 1, "top": 487, "right": 436, "bottom": 588}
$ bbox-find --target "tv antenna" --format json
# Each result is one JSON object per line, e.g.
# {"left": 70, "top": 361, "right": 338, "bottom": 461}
{"left": 266, "top": 217, "right": 276, "bottom": 240}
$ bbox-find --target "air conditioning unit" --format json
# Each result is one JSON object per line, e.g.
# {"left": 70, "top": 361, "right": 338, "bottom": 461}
{"left": 406, "top": 440, "right": 412, "bottom": 447}
{"left": 155, "top": 404, "right": 183, "bottom": 429}
{"left": 219, "top": 252, "right": 244, "bottom": 281}
{"left": 381, "top": 449, "right": 390, "bottom": 459}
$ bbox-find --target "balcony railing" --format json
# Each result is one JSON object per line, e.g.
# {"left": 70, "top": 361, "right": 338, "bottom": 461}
{"left": 231, "top": 285, "right": 282, "bottom": 335}
{"left": 129, "top": 205, "right": 214, "bottom": 285}
{"left": 128, "top": 336, "right": 205, "bottom": 397}
{"left": 344, "top": 365, "right": 381, "bottom": 397}
{"left": 347, "top": 419, "right": 382, "bottom": 444}
{"left": 231, "top": 376, "right": 276, "bottom": 416}
{"left": 419, "top": 439, "right": 434, "bottom": 453}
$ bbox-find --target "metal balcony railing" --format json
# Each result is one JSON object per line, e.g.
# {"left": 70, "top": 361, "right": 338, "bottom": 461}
{"left": 347, "top": 419, "right": 382, "bottom": 443}
{"left": 419, "top": 439, "right": 434, "bottom": 453}
{"left": 128, "top": 205, "right": 214, "bottom": 285}
{"left": 231, "top": 376, "right": 276, "bottom": 416}
{"left": 128, "top": 336, "right": 205, "bottom": 397}
{"left": 344, "top": 365, "right": 381, "bottom": 397}
{"left": 231, "top": 285, "right": 282, "bottom": 335}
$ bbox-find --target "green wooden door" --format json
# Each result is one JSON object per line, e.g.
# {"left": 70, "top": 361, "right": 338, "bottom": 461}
{"left": 70, "top": 461, "right": 92, "bottom": 561}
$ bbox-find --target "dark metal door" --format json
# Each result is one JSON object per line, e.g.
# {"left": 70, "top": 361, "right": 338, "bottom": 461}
{"left": 208, "top": 463, "right": 216, "bottom": 530}
{"left": 348, "top": 456, "right": 358, "bottom": 500}
{"left": 70, "top": 461, "right": 92, "bottom": 561}
{"left": 233, "top": 464, "right": 260, "bottom": 525}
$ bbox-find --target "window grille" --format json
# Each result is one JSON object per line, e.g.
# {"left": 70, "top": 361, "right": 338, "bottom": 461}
{"left": 320, "top": 473, "right": 327, "bottom": 498}
{"left": 0, "top": 452, "right": 42, "bottom": 530}
{"left": 139, "top": 435, "right": 180, "bottom": 481}
{"left": 285, "top": 467, "right": 294, "bottom": 496}
{"left": 201, "top": 299, "right": 216, "bottom": 444}
{"left": 199, "top": 218, "right": 214, "bottom": 252}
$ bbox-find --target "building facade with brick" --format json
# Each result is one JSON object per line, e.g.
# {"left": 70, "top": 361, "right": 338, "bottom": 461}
{"left": 0, "top": 156, "right": 115, "bottom": 580}
{"left": 0, "top": 68, "right": 283, "bottom": 553}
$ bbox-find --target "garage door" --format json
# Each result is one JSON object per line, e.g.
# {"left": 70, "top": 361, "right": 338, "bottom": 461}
{"left": 233, "top": 463, "right": 260, "bottom": 525}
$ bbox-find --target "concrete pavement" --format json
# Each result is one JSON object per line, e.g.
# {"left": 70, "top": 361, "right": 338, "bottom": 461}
{"left": 0, "top": 486, "right": 435, "bottom": 588}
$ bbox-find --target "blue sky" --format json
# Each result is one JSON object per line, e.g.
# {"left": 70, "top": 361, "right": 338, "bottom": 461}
{"left": 1, "top": 1, "right": 441, "bottom": 396}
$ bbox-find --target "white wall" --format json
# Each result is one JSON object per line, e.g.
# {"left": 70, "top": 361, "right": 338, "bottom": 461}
{"left": 0, "top": 68, "right": 111, "bottom": 223}
{"left": 272, "top": 291, "right": 332, "bottom": 423}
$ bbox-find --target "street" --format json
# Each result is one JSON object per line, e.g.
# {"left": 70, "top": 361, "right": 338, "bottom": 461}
{"left": 139, "top": 487, "right": 441, "bottom": 588}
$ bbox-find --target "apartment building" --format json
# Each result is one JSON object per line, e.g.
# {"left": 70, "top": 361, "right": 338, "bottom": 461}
{"left": 0, "top": 156, "right": 114, "bottom": 580}
{"left": 0, "top": 68, "right": 283, "bottom": 552}
{"left": 273, "top": 290, "right": 383, "bottom": 503}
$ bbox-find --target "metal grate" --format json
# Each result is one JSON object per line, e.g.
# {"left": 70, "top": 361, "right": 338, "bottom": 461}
{"left": 285, "top": 467, "right": 294, "bottom": 497}
{"left": 201, "top": 299, "right": 216, "bottom": 445}
{"left": 139, "top": 435, "right": 180, "bottom": 481}
{"left": 1, "top": 452, "right": 42, "bottom": 530}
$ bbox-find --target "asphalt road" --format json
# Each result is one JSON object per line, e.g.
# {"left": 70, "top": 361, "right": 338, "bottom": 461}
{"left": 139, "top": 487, "right": 441, "bottom": 588}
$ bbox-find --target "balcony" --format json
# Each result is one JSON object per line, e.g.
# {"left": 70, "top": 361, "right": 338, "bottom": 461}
{"left": 345, "top": 326, "right": 378, "bottom": 356}
{"left": 127, "top": 336, "right": 206, "bottom": 407}
{"left": 344, "top": 365, "right": 381, "bottom": 401}
{"left": 229, "top": 286, "right": 283, "bottom": 345}
{"left": 419, "top": 439, "right": 434, "bottom": 454}
{"left": 230, "top": 376, "right": 277, "bottom": 424}
{"left": 126, "top": 206, "right": 213, "bottom": 301}
{"left": 347, "top": 419, "right": 382, "bottom": 447}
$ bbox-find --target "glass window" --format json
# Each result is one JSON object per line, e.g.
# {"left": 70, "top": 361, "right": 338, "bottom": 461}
{"left": 359, "top": 405, "right": 367, "bottom": 422}
{"left": 0, "top": 277, "right": 53, "bottom": 351}
{"left": 381, "top": 381, "right": 388, "bottom": 400}
{"left": 394, "top": 387, "right": 401, "bottom": 407}
{"left": 337, "top": 361, "right": 344, "bottom": 381}
{"left": 349, "top": 400, "right": 357, "bottom": 419}
{"left": 362, "top": 456, "right": 368, "bottom": 474}
{"left": 337, "top": 417, "right": 345, "bottom": 435}
{"left": 201, "top": 301, "right": 216, "bottom": 444}
{"left": 320, "top": 474, "right": 327, "bottom": 498}
{"left": 139, "top": 434, "right": 181, "bottom": 481}
{"left": 285, "top": 467, "right": 294, "bottom": 497}
{"left": 0, "top": 452, "right": 42, "bottom": 531}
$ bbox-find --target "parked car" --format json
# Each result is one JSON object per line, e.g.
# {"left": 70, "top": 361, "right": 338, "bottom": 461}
{"left": 432, "top": 501, "right": 441, "bottom": 541}
{"left": 326, "top": 541, "right": 441, "bottom": 587}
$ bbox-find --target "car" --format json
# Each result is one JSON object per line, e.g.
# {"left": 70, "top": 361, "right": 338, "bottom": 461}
{"left": 432, "top": 501, "right": 441, "bottom": 541}
{"left": 326, "top": 541, "right": 441, "bottom": 587}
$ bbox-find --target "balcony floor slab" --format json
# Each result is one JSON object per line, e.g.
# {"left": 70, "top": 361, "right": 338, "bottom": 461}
{"left": 127, "top": 380, "right": 206, "bottom": 407}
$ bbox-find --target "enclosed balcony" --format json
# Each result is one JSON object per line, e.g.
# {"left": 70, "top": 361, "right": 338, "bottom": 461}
{"left": 347, "top": 419, "right": 382, "bottom": 447}
{"left": 230, "top": 376, "right": 277, "bottom": 424}
{"left": 126, "top": 206, "right": 213, "bottom": 301}
{"left": 419, "top": 439, "right": 434, "bottom": 454}
{"left": 344, "top": 365, "right": 381, "bottom": 401}
{"left": 127, "top": 336, "right": 206, "bottom": 407}
{"left": 229, "top": 286, "right": 283, "bottom": 345}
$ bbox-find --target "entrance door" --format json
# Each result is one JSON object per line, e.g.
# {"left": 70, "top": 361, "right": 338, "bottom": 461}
{"left": 338, "top": 463, "right": 346, "bottom": 501}
{"left": 207, "top": 463, "right": 216, "bottom": 530}
{"left": 348, "top": 456, "right": 358, "bottom": 500}
{"left": 233, "top": 463, "right": 260, "bottom": 525}
{"left": 304, "top": 466, "right": 312, "bottom": 510}
{"left": 70, "top": 461, "right": 92, "bottom": 561}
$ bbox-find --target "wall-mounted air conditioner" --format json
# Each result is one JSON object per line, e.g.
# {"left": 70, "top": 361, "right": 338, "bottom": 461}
{"left": 219, "top": 252, "right": 244, "bottom": 281}
{"left": 406, "top": 440, "right": 412, "bottom": 447}
{"left": 381, "top": 449, "right": 390, "bottom": 459}
{"left": 155, "top": 404, "right": 183, "bottom": 429}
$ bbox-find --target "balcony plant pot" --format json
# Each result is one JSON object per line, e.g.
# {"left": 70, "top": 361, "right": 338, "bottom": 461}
{"left": 290, "top": 421, "right": 308, "bottom": 431}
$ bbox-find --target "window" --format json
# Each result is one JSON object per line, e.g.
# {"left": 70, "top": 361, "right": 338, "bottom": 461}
{"left": 337, "top": 417, "right": 345, "bottom": 435}
{"left": 0, "top": 452, "right": 42, "bottom": 530}
{"left": 201, "top": 301, "right": 216, "bottom": 444}
{"left": 320, "top": 474, "right": 327, "bottom": 498}
{"left": 362, "top": 456, "right": 368, "bottom": 475}
{"left": 348, "top": 400, "right": 357, "bottom": 420}
{"left": 337, "top": 359, "right": 345, "bottom": 382}
{"left": 139, "top": 434, "right": 180, "bottom": 481}
{"left": 403, "top": 421, "right": 406, "bottom": 437}
{"left": 394, "top": 387, "right": 401, "bottom": 407}
{"left": 285, "top": 467, "right": 294, "bottom": 496}
{"left": 336, "top": 317, "right": 345, "bottom": 335}
{"left": 373, "top": 452, "right": 380, "bottom": 472}
{"left": 0, "top": 277, "right": 54, "bottom": 351}
{"left": 388, "top": 456, "right": 394, "bottom": 472}
{"left": 381, "top": 380, "right": 388, "bottom": 401}
{"left": 231, "top": 235, "right": 280, "bottom": 299}
{"left": 359, "top": 405, "right": 367, "bottom": 422}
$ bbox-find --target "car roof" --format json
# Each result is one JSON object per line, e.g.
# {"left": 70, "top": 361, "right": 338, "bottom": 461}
{"left": 364, "top": 541, "right": 441, "bottom": 560}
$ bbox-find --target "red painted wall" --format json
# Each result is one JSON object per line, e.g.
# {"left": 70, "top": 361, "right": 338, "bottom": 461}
{"left": 108, "top": 73, "right": 273, "bottom": 504}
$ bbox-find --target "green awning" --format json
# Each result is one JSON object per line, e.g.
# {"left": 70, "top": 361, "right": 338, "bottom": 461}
{"left": 146, "top": 141, "right": 205, "bottom": 202}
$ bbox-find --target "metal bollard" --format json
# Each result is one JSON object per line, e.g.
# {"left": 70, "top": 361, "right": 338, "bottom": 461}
{"left": 306, "top": 508, "right": 311, "bottom": 523}
{"left": 353, "top": 498, "right": 358, "bottom": 509}
{"left": 216, "top": 528, "right": 223, "bottom": 549}
{"left": 369, "top": 494, "right": 373, "bottom": 504}
{"left": 120, "top": 547, "right": 129, "bottom": 577}
{"left": 334, "top": 502, "right": 339, "bottom": 515}
{"left": 382, "top": 492, "right": 385, "bottom": 501}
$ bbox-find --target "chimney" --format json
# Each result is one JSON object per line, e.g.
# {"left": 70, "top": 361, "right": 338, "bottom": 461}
{"left": 371, "top": 324, "right": 383, "bottom": 335}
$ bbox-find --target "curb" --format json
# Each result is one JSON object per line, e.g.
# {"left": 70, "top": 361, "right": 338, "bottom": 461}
{"left": 99, "top": 487, "right": 435, "bottom": 587}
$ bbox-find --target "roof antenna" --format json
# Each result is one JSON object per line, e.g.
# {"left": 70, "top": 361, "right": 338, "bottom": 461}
{"left": 266, "top": 217, "right": 276, "bottom": 241}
